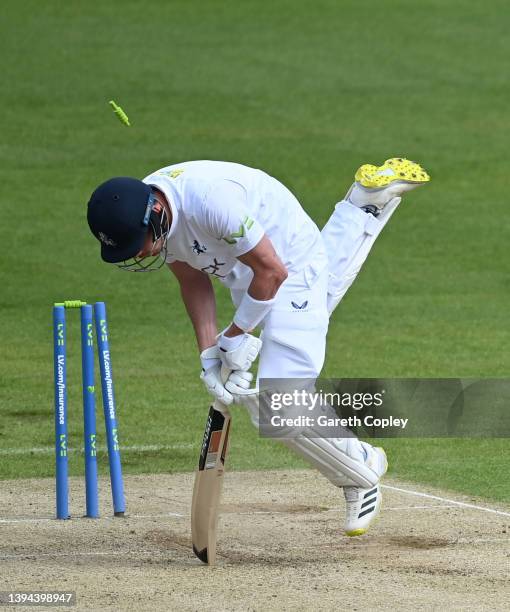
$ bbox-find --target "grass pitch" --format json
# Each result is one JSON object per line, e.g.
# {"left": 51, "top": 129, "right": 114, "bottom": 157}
{"left": 0, "top": 0, "right": 508, "bottom": 502}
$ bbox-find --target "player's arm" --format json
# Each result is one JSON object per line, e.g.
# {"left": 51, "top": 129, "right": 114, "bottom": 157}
{"left": 202, "top": 180, "right": 286, "bottom": 372}
{"left": 239, "top": 235, "right": 288, "bottom": 300}
{"left": 169, "top": 260, "right": 249, "bottom": 405}
{"left": 168, "top": 260, "right": 217, "bottom": 351}
{"left": 215, "top": 235, "right": 287, "bottom": 374}
{"left": 223, "top": 235, "right": 287, "bottom": 337}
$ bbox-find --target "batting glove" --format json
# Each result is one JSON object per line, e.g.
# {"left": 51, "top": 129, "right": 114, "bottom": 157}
{"left": 200, "top": 346, "right": 233, "bottom": 405}
{"left": 217, "top": 331, "right": 262, "bottom": 372}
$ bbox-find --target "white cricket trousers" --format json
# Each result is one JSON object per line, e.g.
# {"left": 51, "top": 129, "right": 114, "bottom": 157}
{"left": 257, "top": 197, "right": 400, "bottom": 379}
{"left": 239, "top": 192, "right": 401, "bottom": 488}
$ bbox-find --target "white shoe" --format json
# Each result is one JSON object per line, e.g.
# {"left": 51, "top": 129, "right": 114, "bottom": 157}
{"left": 343, "top": 447, "right": 387, "bottom": 537}
{"left": 346, "top": 157, "right": 430, "bottom": 216}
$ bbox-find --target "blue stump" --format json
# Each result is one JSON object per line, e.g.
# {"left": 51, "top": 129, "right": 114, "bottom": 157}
{"left": 81, "top": 304, "right": 99, "bottom": 518}
{"left": 53, "top": 305, "right": 69, "bottom": 519}
{"left": 94, "top": 301, "right": 126, "bottom": 516}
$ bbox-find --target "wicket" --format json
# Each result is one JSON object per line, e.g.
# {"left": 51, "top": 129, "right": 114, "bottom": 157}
{"left": 53, "top": 300, "right": 125, "bottom": 519}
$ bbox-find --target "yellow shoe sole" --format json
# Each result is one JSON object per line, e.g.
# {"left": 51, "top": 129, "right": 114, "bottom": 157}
{"left": 355, "top": 157, "right": 430, "bottom": 189}
{"left": 346, "top": 528, "right": 367, "bottom": 537}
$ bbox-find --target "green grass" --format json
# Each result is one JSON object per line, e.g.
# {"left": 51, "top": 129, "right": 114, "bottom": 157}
{"left": 0, "top": 1, "right": 508, "bottom": 503}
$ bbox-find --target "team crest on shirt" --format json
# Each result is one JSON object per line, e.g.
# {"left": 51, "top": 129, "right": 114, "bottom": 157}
{"left": 191, "top": 240, "right": 207, "bottom": 255}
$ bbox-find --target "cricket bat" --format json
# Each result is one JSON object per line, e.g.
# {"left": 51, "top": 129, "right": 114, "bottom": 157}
{"left": 191, "top": 400, "right": 231, "bottom": 565}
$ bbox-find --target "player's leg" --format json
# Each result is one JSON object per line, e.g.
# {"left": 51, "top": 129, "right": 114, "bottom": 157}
{"left": 239, "top": 266, "right": 387, "bottom": 535}
{"left": 323, "top": 157, "right": 430, "bottom": 314}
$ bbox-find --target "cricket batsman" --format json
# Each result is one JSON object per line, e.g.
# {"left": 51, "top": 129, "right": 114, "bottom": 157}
{"left": 87, "top": 158, "right": 429, "bottom": 536}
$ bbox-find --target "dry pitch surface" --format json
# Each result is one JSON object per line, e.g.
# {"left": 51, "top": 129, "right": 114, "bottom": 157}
{"left": 1, "top": 470, "right": 509, "bottom": 611}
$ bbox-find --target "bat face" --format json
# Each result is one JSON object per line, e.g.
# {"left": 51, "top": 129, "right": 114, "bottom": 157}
{"left": 191, "top": 403, "right": 231, "bottom": 564}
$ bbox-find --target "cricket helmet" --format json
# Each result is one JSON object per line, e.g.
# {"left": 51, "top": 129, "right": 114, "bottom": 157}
{"left": 87, "top": 177, "right": 156, "bottom": 263}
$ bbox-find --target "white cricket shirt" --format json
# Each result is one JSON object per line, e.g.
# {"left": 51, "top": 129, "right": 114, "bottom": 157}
{"left": 143, "top": 161, "right": 324, "bottom": 289}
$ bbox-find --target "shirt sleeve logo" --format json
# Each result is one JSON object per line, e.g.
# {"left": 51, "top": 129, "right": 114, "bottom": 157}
{"left": 222, "top": 215, "right": 254, "bottom": 245}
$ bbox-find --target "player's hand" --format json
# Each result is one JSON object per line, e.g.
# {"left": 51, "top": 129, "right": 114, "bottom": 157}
{"left": 217, "top": 332, "right": 262, "bottom": 371}
{"left": 200, "top": 346, "right": 233, "bottom": 405}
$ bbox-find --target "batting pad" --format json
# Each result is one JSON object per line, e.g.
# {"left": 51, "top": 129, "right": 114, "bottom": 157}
{"left": 237, "top": 391, "right": 385, "bottom": 489}
{"left": 282, "top": 436, "right": 384, "bottom": 488}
